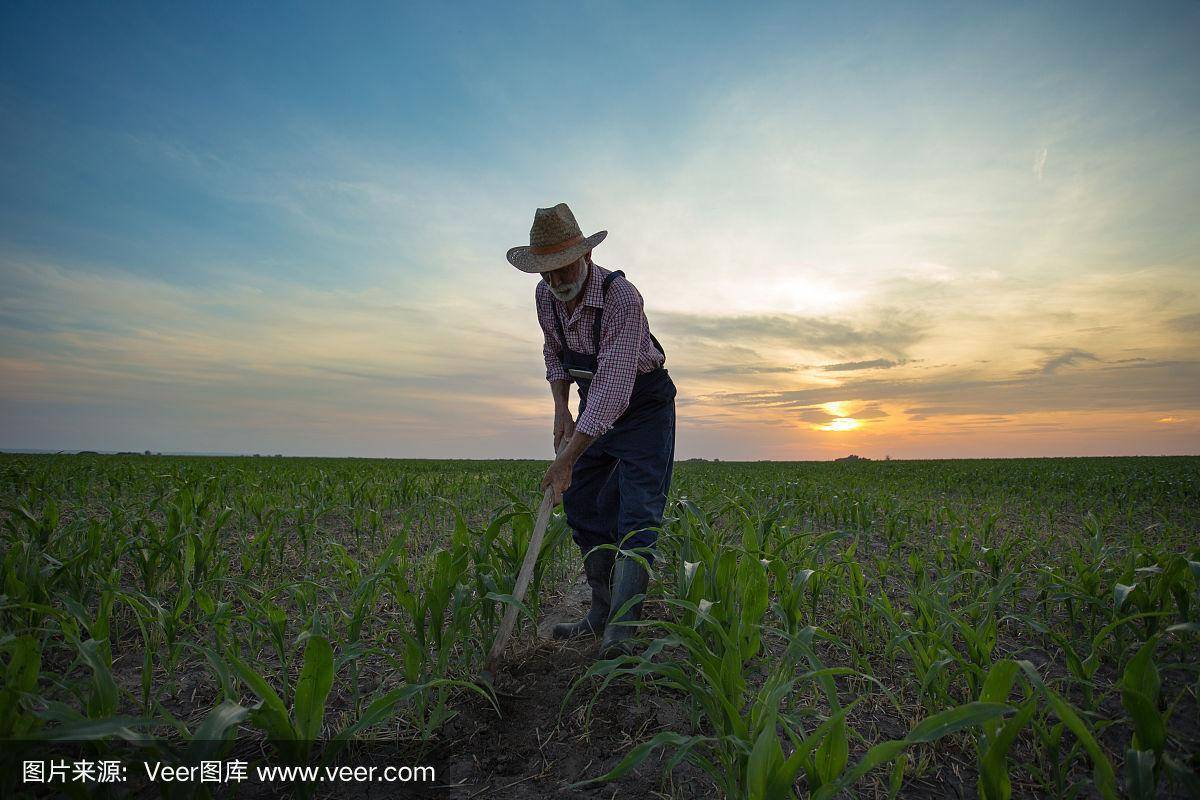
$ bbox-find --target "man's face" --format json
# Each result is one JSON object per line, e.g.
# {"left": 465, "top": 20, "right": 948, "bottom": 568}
{"left": 541, "top": 255, "right": 589, "bottom": 302}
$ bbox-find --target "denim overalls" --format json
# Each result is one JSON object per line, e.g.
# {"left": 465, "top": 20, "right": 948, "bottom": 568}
{"left": 553, "top": 270, "right": 677, "bottom": 562}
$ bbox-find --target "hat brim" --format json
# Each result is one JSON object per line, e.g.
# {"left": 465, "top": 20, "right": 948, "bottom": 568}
{"left": 507, "top": 230, "right": 607, "bottom": 273}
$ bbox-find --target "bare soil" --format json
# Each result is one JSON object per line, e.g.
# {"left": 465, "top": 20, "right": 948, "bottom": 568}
{"left": 410, "top": 573, "right": 714, "bottom": 799}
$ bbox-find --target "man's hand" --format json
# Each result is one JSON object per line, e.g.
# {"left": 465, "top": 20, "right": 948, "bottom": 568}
{"left": 540, "top": 428, "right": 596, "bottom": 506}
{"left": 540, "top": 450, "right": 573, "bottom": 506}
{"left": 553, "top": 407, "right": 576, "bottom": 452}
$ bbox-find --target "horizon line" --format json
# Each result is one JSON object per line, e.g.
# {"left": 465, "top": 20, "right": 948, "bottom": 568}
{"left": 1, "top": 448, "right": 1196, "bottom": 463}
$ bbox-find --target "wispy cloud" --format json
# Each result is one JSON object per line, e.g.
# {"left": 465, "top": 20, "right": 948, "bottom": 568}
{"left": 1034, "top": 348, "right": 1100, "bottom": 374}
{"left": 0, "top": 256, "right": 550, "bottom": 454}
{"left": 1168, "top": 312, "right": 1200, "bottom": 332}
{"left": 654, "top": 311, "right": 927, "bottom": 361}
{"left": 699, "top": 364, "right": 800, "bottom": 377}
{"left": 1034, "top": 147, "right": 1048, "bottom": 181}
{"left": 701, "top": 359, "right": 1199, "bottom": 420}
{"left": 821, "top": 358, "right": 903, "bottom": 372}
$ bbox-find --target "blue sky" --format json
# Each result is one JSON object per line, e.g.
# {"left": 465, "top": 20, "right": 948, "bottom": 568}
{"left": 2, "top": 1, "right": 1198, "bottom": 458}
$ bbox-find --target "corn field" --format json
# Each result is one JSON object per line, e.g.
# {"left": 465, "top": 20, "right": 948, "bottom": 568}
{"left": 1, "top": 453, "right": 1197, "bottom": 798}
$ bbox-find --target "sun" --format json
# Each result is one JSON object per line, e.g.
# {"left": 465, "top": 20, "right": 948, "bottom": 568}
{"left": 819, "top": 417, "right": 862, "bottom": 432}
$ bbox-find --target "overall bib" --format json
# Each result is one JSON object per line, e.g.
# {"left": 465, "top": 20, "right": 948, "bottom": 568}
{"left": 553, "top": 270, "right": 677, "bottom": 562}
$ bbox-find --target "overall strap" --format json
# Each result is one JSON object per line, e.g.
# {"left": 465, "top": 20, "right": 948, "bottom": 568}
{"left": 594, "top": 270, "right": 667, "bottom": 362}
{"left": 601, "top": 269, "right": 626, "bottom": 291}
{"left": 650, "top": 331, "right": 666, "bottom": 361}
{"left": 593, "top": 270, "right": 625, "bottom": 351}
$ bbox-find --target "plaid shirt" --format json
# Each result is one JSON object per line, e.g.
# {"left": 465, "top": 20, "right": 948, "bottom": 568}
{"left": 536, "top": 263, "right": 665, "bottom": 437}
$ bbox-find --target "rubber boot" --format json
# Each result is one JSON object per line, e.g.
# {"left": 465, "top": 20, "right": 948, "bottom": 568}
{"left": 599, "top": 556, "right": 649, "bottom": 658}
{"left": 553, "top": 546, "right": 615, "bottom": 639}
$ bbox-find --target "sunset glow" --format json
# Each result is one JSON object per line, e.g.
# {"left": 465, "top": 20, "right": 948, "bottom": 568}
{"left": 1, "top": 3, "right": 1197, "bottom": 459}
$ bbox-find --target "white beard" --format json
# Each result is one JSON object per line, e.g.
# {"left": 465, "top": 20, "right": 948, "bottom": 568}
{"left": 549, "top": 266, "right": 587, "bottom": 302}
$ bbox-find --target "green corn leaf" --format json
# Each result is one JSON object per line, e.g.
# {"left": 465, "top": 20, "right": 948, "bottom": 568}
{"left": 1120, "top": 689, "right": 1165, "bottom": 755}
{"left": 187, "top": 699, "right": 251, "bottom": 763}
{"left": 191, "top": 642, "right": 236, "bottom": 700}
{"left": 747, "top": 715, "right": 784, "bottom": 800}
{"left": 1120, "top": 640, "right": 1164, "bottom": 754}
{"left": 978, "top": 698, "right": 1037, "bottom": 800}
{"left": 1113, "top": 583, "right": 1137, "bottom": 610}
{"left": 1017, "top": 660, "right": 1117, "bottom": 800}
{"left": 173, "top": 582, "right": 193, "bottom": 618}
{"left": 1, "top": 635, "right": 40, "bottom": 736}
{"left": 32, "top": 699, "right": 86, "bottom": 725}
{"left": 334, "top": 684, "right": 427, "bottom": 740}
{"left": 485, "top": 591, "right": 536, "bottom": 624}
{"left": 766, "top": 743, "right": 809, "bottom": 800}
{"left": 78, "top": 638, "right": 118, "bottom": 719}
{"left": 229, "top": 653, "right": 294, "bottom": 741}
{"left": 814, "top": 713, "right": 849, "bottom": 787}
{"left": 192, "top": 698, "right": 251, "bottom": 741}
{"left": 813, "top": 703, "right": 1011, "bottom": 800}
{"left": 812, "top": 740, "right": 907, "bottom": 800}
{"left": 1163, "top": 754, "right": 1200, "bottom": 797}
{"left": 323, "top": 678, "right": 494, "bottom": 765}
{"left": 2, "top": 633, "right": 40, "bottom": 690}
{"left": 569, "top": 731, "right": 716, "bottom": 789}
{"left": 888, "top": 754, "right": 906, "bottom": 800}
{"left": 979, "top": 659, "right": 1022, "bottom": 747}
{"left": 293, "top": 634, "right": 335, "bottom": 742}
{"left": 906, "top": 701, "right": 1012, "bottom": 743}
{"left": 1124, "top": 748, "right": 1157, "bottom": 800}
{"left": 35, "top": 714, "right": 158, "bottom": 742}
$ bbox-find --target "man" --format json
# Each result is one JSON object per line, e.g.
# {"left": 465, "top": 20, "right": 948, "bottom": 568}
{"left": 507, "top": 203, "right": 677, "bottom": 658}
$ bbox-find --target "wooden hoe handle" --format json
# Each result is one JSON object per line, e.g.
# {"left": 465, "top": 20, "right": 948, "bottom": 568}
{"left": 483, "top": 485, "right": 556, "bottom": 677}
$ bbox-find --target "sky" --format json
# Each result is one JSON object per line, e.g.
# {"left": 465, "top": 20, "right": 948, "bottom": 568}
{"left": 1, "top": 1, "right": 1198, "bottom": 460}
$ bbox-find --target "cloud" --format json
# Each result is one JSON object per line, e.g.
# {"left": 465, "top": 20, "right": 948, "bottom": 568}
{"left": 1034, "top": 147, "right": 1048, "bottom": 181}
{"left": 854, "top": 402, "right": 889, "bottom": 419}
{"left": 654, "top": 310, "right": 927, "bottom": 360}
{"left": 0, "top": 258, "right": 549, "bottom": 442}
{"left": 699, "top": 364, "right": 800, "bottom": 377}
{"left": 702, "top": 359, "right": 1200, "bottom": 420}
{"left": 1034, "top": 348, "right": 1100, "bottom": 375}
{"left": 906, "top": 405, "right": 994, "bottom": 418}
{"left": 793, "top": 407, "right": 836, "bottom": 424}
{"left": 821, "top": 358, "right": 902, "bottom": 372}
{"left": 1167, "top": 312, "right": 1200, "bottom": 332}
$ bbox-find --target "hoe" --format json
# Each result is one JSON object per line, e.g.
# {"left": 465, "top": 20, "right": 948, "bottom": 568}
{"left": 479, "top": 483, "right": 556, "bottom": 688}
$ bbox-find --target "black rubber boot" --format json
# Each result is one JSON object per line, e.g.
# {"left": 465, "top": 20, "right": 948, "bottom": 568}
{"left": 599, "top": 556, "right": 649, "bottom": 658}
{"left": 553, "top": 546, "right": 615, "bottom": 639}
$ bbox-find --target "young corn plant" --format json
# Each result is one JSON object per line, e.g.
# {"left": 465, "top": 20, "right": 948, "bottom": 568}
{"left": 228, "top": 632, "right": 488, "bottom": 789}
{"left": 1, "top": 634, "right": 43, "bottom": 738}
{"left": 1017, "top": 659, "right": 1119, "bottom": 800}
{"left": 568, "top": 546, "right": 772, "bottom": 791}
{"left": 578, "top": 618, "right": 1014, "bottom": 799}
{"left": 1117, "top": 634, "right": 1200, "bottom": 797}
{"left": 975, "top": 659, "right": 1039, "bottom": 800}
{"left": 382, "top": 518, "right": 485, "bottom": 737}
{"left": 229, "top": 634, "right": 337, "bottom": 763}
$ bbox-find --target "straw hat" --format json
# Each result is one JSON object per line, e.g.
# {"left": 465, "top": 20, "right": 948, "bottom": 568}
{"left": 507, "top": 203, "right": 607, "bottom": 273}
